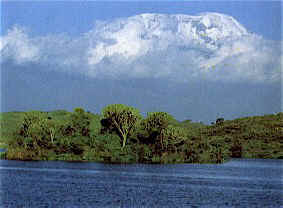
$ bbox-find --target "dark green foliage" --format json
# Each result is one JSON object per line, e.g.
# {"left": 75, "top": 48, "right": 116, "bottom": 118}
{"left": 179, "top": 140, "right": 200, "bottom": 163}
{"left": 1, "top": 107, "right": 282, "bottom": 163}
{"left": 19, "top": 111, "right": 47, "bottom": 137}
{"left": 140, "top": 112, "right": 175, "bottom": 144}
{"left": 160, "top": 152, "right": 185, "bottom": 164}
{"left": 142, "top": 112, "right": 174, "bottom": 133}
{"left": 135, "top": 144, "right": 153, "bottom": 163}
{"left": 230, "top": 139, "right": 242, "bottom": 158}
{"left": 157, "top": 126, "right": 188, "bottom": 153}
{"left": 203, "top": 113, "right": 283, "bottom": 159}
{"left": 54, "top": 136, "right": 85, "bottom": 155}
{"left": 0, "top": 152, "right": 6, "bottom": 159}
{"left": 63, "top": 108, "right": 92, "bottom": 137}
{"left": 16, "top": 111, "right": 58, "bottom": 148}
{"left": 216, "top": 117, "right": 224, "bottom": 125}
{"left": 92, "top": 134, "right": 137, "bottom": 163}
{"left": 206, "top": 136, "right": 230, "bottom": 163}
{"left": 102, "top": 104, "right": 142, "bottom": 147}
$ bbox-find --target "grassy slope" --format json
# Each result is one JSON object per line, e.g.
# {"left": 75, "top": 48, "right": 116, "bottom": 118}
{"left": 0, "top": 110, "right": 69, "bottom": 148}
{"left": 0, "top": 112, "right": 25, "bottom": 148}
{"left": 1, "top": 111, "right": 282, "bottom": 159}
{"left": 0, "top": 110, "right": 102, "bottom": 147}
{"left": 203, "top": 113, "right": 283, "bottom": 159}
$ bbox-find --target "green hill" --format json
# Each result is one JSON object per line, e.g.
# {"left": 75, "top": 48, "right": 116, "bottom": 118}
{"left": 202, "top": 113, "right": 283, "bottom": 159}
{"left": 0, "top": 108, "right": 282, "bottom": 162}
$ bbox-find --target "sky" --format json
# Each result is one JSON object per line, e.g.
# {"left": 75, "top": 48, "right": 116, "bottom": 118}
{"left": 0, "top": 1, "right": 282, "bottom": 123}
{"left": 1, "top": 1, "right": 282, "bottom": 40}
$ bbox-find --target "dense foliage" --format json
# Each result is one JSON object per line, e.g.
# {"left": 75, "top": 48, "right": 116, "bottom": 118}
{"left": 0, "top": 106, "right": 282, "bottom": 163}
{"left": 102, "top": 104, "right": 141, "bottom": 148}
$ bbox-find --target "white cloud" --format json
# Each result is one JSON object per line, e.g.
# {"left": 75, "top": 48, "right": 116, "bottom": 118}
{"left": 0, "top": 13, "right": 281, "bottom": 83}
{"left": 1, "top": 26, "right": 39, "bottom": 64}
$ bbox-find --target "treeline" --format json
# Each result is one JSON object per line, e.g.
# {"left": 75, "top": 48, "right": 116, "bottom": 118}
{"left": 1, "top": 104, "right": 282, "bottom": 163}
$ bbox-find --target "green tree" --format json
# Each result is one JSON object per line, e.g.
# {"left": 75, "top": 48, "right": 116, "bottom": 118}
{"left": 20, "top": 111, "right": 47, "bottom": 137}
{"left": 216, "top": 117, "right": 225, "bottom": 125}
{"left": 19, "top": 111, "right": 61, "bottom": 149}
{"left": 141, "top": 112, "right": 174, "bottom": 143}
{"left": 159, "top": 125, "right": 188, "bottom": 152}
{"left": 102, "top": 104, "right": 142, "bottom": 148}
{"left": 63, "top": 108, "right": 92, "bottom": 137}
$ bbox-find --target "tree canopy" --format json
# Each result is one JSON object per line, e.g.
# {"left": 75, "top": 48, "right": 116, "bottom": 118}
{"left": 102, "top": 104, "right": 142, "bottom": 148}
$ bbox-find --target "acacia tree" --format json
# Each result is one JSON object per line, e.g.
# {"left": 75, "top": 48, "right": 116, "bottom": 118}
{"left": 141, "top": 112, "right": 177, "bottom": 150}
{"left": 19, "top": 111, "right": 59, "bottom": 149}
{"left": 68, "top": 107, "right": 91, "bottom": 137}
{"left": 141, "top": 112, "right": 174, "bottom": 136}
{"left": 160, "top": 126, "right": 188, "bottom": 152}
{"left": 102, "top": 104, "right": 142, "bottom": 148}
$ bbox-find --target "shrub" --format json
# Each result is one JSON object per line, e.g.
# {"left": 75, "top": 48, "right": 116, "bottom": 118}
{"left": 206, "top": 136, "right": 230, "bottom": 163}
{"left": 161, "top": 152, "right": 185, "bottom": 164}
{"left": 0, "top": 152, "right": 6, "bottom": 159}
{"left": 135, "top": 144, "right": 153, "bottom": 163}
{"left": 6, "top": 147, "right": 38, "bottom": 160}
{"left": 55, "top": 136, "right": 85, "bottom": 155}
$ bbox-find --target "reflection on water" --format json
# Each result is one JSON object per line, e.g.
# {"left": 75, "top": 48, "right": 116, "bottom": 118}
{"left": 0, "top": 159, "right": 282, "bottom": 207}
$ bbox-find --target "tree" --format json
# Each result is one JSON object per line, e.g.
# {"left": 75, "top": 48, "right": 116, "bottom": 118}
{"left": 20, "top": 111, "right": 47, "bottom": 137}
{"left": 141, "top": 112, "right": 174, "bottom": 141}
{"left": 69, "top": 108, "right": 91, "bottom": 137}
{"left": 159, "top": 126, "right": 188, "bottom": 152}
{"left": 18, "top": 111, "right": 59, "bottom": 149}
{"left": 61, "top": 108, "right": 92, "bottom": 137}
{"left": 102, "top": 104, "right": 142, "bottom": 148}
{"left": 216, "top": 117, "right": 224, "bottom": 125}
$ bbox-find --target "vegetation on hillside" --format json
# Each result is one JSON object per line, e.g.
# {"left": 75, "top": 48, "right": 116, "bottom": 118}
{"left": 0, "top": 105, "right": 282, "bottom": 163}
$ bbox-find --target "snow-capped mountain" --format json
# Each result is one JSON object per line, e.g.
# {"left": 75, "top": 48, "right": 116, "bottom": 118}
{"left": 0, "top": 13, "right": 280, "bottom": 83}
{"left": 87, "top": 12, "right": 250, "bottom": 64}
{"left": 132, "top": 12, "right": 248, "bottom": 44}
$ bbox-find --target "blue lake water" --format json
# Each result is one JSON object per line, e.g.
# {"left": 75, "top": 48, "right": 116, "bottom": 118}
{"left": 0, "top": 159, "right": 282, "bottom": 207}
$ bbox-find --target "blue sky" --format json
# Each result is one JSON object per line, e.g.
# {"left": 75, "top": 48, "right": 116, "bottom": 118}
{"left": 1, "top": 1, "right": 282, "bottom": 123}
{"left": 2, "top": 1, "right": 282, "bottom": 40}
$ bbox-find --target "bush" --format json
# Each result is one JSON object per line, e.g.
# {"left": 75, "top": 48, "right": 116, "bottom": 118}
{"left": 179, "top": 140, "right": 200, "bottom": 163}
{"left": 82, "top": 148, "right": 103, "bottom": 162}
{"left": 135, "top": 144, "right": 153, "bottom": 163}
{"left": 216, "top": 118, "right": 224, "bottom": 125}
{"left": 206, "top": 136, "right": 230, "bottom": 163}
{"left": 91, "top": 134, "right": 138, "bottom": 163}
{"left": 55, "top": 136, "right": 85, "bottom": 155}
{"left": 0, "top": 152, "right": 6, "bottom": 159}
{"left": 6, "top": 147, "right": 38, "bottom": 160}
{"left": 161, "top": 152, "right": 185, "bottom": 164}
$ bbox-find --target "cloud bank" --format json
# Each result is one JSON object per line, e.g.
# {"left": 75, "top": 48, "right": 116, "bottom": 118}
{"left": 0, "top": 13, "right": 281, "bottom": 83}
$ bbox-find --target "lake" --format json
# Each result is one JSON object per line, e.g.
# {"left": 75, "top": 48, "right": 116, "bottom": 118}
{"left": 0, "top": 158, "right": 282, "bottom": 207}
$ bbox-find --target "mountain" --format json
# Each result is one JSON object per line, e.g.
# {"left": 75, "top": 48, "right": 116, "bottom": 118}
{"left": 1, "top": 12, "right": 280, "bottom": 83}
{"left": 88, "top": 12, "right": 250, "bottom": 63}
{"left": 130, "top": 12, "right": 248, "bottom": 47}
{"left": 0, "top": 12, "right": 280, "bottom": 122}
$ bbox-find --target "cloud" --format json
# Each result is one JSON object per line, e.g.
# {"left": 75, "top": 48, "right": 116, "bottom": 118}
{"left": 1, "top": 26, "right": 39, "bottom": 64}
{"left": 0, "top": 13, "right": 281, "bottom": 83}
